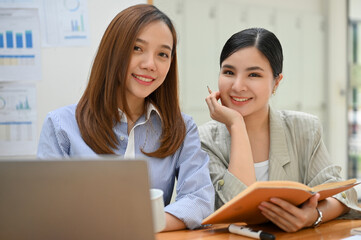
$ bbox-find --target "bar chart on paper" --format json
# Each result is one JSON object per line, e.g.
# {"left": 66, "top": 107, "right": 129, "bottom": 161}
{"left": 43, "top": 0, "right": 90, "bottom": 46}
{"left": 66, "top": 0, "right": 85, "bottom": 33}
{"left": 0, "top": 87, "right": 34, "bottom": 135}
{"left": 0, "top": 29, "right": 35, "bottom": 66}
{"left": 0, "top": 84, "right": 37, "bottom": 156}
{"left": 0, "top": 8, "right": 41, "bottom": 81}
{"left": 1, "top": 30, "right": 33, "bottom": 49}
{"left": 63, "top": 0, "right": 88, "bottom": 40}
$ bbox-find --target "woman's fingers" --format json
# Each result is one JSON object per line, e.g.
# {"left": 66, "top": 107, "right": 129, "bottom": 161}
{"left": 207, "top": 86, "right": 212, "bottom": 94}
{"left": 205, "top": 95, "right": 214, "bottom": 113}
{"left": 259, "top": 200, "right": 299, "bottom": 232}
{"left": 259, "top": 197, "right": 314, "bottom": 232}
{"left": 205, "top": 91, "right": 221, "bottom": 115}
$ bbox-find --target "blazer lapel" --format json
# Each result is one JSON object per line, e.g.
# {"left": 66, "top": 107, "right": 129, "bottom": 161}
{"left": 269, "top": 106, "right": 291, "bottom": 180}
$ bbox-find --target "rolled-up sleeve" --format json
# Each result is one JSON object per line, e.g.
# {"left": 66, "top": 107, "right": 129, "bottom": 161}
{"left": 307, "top": 163, "right": 361, "bottom": 218}
{"left": 214, "top": 169, "right": 247, "bottom": 208}
{"left": 300, "top": 116, "right": 361, "bottom": 218}
{"left": 37, "top": 112, "right": 69, "bottom": 158}
{"left": 164, "top": 116, "right": 214, "bottom": 229}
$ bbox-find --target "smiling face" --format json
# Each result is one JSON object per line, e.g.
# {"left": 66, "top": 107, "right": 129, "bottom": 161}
{"left": 124, "top": 20, "right": 173, "bottom": 107}
{"left": 219, "top": 46, "right": 282, "bottom": 119}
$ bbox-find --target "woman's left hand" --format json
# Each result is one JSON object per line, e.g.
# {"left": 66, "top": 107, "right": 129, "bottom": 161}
{"left": 258, "top": 193, "right": 320, "bottom": 232}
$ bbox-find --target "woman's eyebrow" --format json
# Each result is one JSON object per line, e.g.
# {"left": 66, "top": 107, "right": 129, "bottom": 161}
{"left": 135, "top": 38, "right": 172, "bottom": 52}
{"left": 246, "top": 66, "right": 264, "bottom": 71}
{"left": 221, "top": 64, "right": 236, "bottom": 70}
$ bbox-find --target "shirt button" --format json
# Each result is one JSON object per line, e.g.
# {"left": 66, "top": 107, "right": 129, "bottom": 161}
{"left": 120, "top": 136, "right": 125, "bottom": 141}
{"left": 341, "top": 192, "right": 347, "bottom": 199}
{"left": 217, "top": 179, "right": 225, "bottom": 190}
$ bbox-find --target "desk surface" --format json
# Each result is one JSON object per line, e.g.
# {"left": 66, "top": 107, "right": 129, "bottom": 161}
{"left": 156, "top": 220, "right": 361, "bottom": 240}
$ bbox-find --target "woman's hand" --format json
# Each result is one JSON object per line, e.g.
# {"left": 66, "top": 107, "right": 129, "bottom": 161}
{"left": 206, "top": 86, "right": 256, "bottom": 185}
{"left": 205, "top": 87, "right": 244, "bottom": 129}
{"left": 258, "top": 193, "right": 320, "bottom": 232}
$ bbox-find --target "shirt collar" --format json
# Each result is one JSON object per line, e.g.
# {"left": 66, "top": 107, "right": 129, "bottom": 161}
{"left": 145, "top": 102, "right": 161, "bottom": 120}
{"left": 118, "top": 102, "right": 161, "bottom": 123}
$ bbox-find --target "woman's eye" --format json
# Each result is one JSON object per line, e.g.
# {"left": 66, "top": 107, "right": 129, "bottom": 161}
{"left": 223, "top": 70, "right": 234, "bottom": 75}
{"left": 159, "top": 52, "right": 169, "bottom": 58}
{"left": 134, "top": 46, "right": 142, "bottom": 51}
{"left": 249, "top": 73, "right": 261, "bottom": 77}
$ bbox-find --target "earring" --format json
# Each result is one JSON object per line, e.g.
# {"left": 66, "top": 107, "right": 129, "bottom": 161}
{"left": 272, "top": 89, "right": 276, "bottom": 95}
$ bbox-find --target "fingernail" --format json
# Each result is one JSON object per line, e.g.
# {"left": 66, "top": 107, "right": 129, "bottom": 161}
{"left": 207, "top": 86, "right": 212, "bottom": 94}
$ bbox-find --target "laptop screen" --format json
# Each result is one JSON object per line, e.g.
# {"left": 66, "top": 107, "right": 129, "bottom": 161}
{"left": 0, "top": 159, "right": 155, "bottom": 240}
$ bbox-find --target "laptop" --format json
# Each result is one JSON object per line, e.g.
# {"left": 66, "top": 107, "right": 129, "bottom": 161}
{"left": 0, "top": 159, "right": 155, "bottom": 240}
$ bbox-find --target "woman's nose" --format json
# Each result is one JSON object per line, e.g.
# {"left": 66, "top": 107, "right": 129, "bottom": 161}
{"left": 140, "top": 54, "right": 156, "bottom": 71}
{"left": 232, "top": 76, "right": 247, "bottom": 91}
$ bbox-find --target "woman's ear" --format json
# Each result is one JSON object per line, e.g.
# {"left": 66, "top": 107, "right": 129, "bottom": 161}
{"left": 276, "top": 73, "right": 283, "bottom": 85}
{"left": 274, "top": 73, "right": 283, "bottom": 90}
{"left": 272, "top": 74, "right": 283, "bottom": 95}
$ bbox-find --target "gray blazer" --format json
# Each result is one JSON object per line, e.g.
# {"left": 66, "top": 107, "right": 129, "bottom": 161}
{"left": 199, "top": 106, "right": 361, "bottom": 218}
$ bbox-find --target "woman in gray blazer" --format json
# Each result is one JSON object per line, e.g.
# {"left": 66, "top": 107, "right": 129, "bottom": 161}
{"left": 199, "top": 27, "right": 360, "bottom": 232}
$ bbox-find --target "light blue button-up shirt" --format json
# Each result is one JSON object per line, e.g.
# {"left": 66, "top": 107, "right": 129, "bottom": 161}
{"left": 37, "top": 104, "right": 214, "bottom": 229}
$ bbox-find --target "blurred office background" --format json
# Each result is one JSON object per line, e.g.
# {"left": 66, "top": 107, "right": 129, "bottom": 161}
{"left": 1, "top": 0, "right": 361, "bottom": 189}
{"left": 153, "top": 0, "right": 358, "bottom": 181}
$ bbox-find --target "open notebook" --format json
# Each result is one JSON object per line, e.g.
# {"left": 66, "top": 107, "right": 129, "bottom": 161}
{"left": 0, "top": 158, "right": 155, "bottom": 240}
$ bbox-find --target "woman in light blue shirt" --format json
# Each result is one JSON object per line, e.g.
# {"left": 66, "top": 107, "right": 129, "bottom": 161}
{"left": 37, "top": 4, "right": 214, "bottom": 231}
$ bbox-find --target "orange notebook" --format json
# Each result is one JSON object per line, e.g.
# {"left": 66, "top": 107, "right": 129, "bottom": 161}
{"left": 202, "top": 179, "right": 358, "bottom": 225}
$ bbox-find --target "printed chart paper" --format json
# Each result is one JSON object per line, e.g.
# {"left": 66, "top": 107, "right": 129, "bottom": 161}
{"left": 41, "top": 0, "right": 90, "bottom": 46}
{"left": 0, "top": 83, "right": 37, "bottom": 156}
{"left": 0, "top": 8, "right": 42, "bottom": 81}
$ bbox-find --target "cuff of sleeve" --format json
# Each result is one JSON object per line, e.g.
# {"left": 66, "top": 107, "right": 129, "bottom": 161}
{"left": 164, "top": 189, "right": 214, "bottom": 230}
{"left": 215, "top": 170, "right": 247, "bottom": 208}
{"left": 334, "top": 188, "right": 361, "bottom": 219}
{"left": 164, "top": 199, "right": 208, "bottom": 229}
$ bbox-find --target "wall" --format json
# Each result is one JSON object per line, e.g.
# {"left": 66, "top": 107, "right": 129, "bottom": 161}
{"left": 327, "top": 0, "right": 348, "bottom": 178}
{"left": 4, "top": 0, "right": 350, "bottom": 180}
{"left": 154, "top": 0, "right": 349, "bottom": 178}
{"left": 154, "top": 0, "right": 328, "bottom": 126}
{"left": 36, "top": 0, "right": 146, "bottom": 148}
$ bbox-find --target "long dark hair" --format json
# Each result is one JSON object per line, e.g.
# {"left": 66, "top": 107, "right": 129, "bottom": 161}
{"left": 76, "top": 4, "right": 186, "bottom": 157}
{"left": 220, "top": 28, "right": 283, "bottom": 77}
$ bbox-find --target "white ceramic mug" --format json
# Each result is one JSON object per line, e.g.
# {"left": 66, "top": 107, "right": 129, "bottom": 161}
{"left": 150, "top": 188, "right": 166, "bottom": 233}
